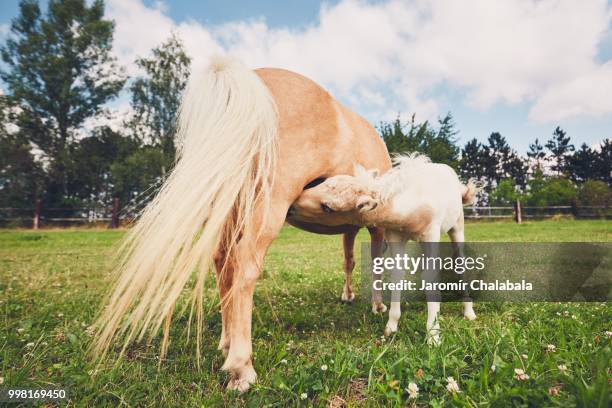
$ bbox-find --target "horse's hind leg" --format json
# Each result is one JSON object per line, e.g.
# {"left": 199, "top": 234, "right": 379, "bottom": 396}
{"left": 341, "top": 227, "right": 359, "bottom": 302}
{"left": 214, "top": 248, "right": 233, "bottom": 356}
{"left": 222, "top": 199, "right": 289, "bottom": 392}
{"left": 448, "top": 217, "right": 476, "bottom": 321}
{"left": 368, "top": 226, "right": 387, "bottom": 313}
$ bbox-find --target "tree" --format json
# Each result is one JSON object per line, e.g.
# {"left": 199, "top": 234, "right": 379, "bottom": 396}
{"left": 458, "top": 138, "right": 488, "bottom": 182}
{"left": 568, "top": 143, "right": 596, "bottom": 183}
{"left": 379, "top": 112, "right": 459, "bottom": 168}
{"left": 0, "top": 0, "right": 124, "bottom": 205}
{"left": 592, "top": 139, "right": 611, "bottom": 185}
{"left": 0, "top": 95, "right": 44, "bottom": 208}
{"left": 489, "top": 179, "right": 521, "bottom": 205}
{"left": 527, "top": 138, "right": 546, "bottom": 171}
{"left": 524, "top": 172, "right": 577, "bottom": 206}
{"left": 484, "top": 132, "right": 527, "bottom": 189}
{"left": 545, "top": 126, "right": 574, "bottom": 176}
{"left": 129, "top": 34, "right": 191, "bottom": 169}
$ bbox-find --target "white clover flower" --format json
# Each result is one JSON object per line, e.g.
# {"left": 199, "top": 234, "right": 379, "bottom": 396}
{"left": 17, "top": 328, "right": 24, "bottom": 334}
{"left": 490, "top": 365, "right": 496, "bottom": 373}
{"left": 25, "top": 342, "right": 35, "bottom": 349}
{"left": 280, "top": 359, "right": 287, "bottom": 365}
{"left": 521, "top": 354, "right": 528, "bottom": 360}
{"left": 407, "top": 382, "right": 419, "bottom": 399}
{"left": 558, "top": 364, "right": 568, "bottom": 374}
{"left": 0, "top": 377, "right": 4, "bottom": 385}
{"left": 320, "top": 364, "right": 328, "bottom": 371}
{"left": 446, "top": 377, "right": 460, "bottom": 393}
{"left": 546, "top": 344, "right": 556, "bottom": 352}
{"left": 605, "top": 331, "right": 612, "bottom": 339}
{"left": 514, "top": 368, "right": 530, "bottom": 381}
{"left": 300, "top": 392, "right": 308, "bottom": 400}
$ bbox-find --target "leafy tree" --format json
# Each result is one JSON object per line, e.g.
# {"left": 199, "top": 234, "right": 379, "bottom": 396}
{"left": 489, "top": 179, "right": 521, "bottom": 205}
{"left": 545, "top": 126, "right": 574, "bottom": 176}
{"left": 576, "top": 180, "right": 611, "bottom": 208}
{"left": 525, "top": 171, "right": 577, "bottom": 206}
{"left": 0, "top": 0, "right": 124, "bottom": 205}
{"left": 66, "top": 126, "right": 139, "bottom": 205}
{"left": 0, "top": 96, "right": 44, "bottom": 208}
{"left": 129, "top": 34, "right": 191, "bottom": 169}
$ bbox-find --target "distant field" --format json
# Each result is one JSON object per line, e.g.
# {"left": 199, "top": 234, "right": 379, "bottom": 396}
{"left": 0, "top": 219, "right": 610, "bottom": 406}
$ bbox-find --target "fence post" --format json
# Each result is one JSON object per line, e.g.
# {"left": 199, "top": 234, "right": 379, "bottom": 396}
{"left": 110, "top": 197, "right": 120, "bottom": 229}
{"left": 514, "top": 199, "right": 522, "bottom": 224}
{"left": 33, "top": 198, "right": 42, "bottom": 230}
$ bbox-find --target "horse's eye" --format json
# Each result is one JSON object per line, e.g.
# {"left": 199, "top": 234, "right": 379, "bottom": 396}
{"left": 321, "top": 203, "right": 334, "bottom": 213}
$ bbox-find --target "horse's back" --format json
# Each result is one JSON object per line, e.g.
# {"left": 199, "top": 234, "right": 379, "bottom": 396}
{"left": 255, "top": 67, "right": 390, "bottom": 203}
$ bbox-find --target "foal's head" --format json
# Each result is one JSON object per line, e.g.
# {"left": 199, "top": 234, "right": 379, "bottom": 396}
{"left": 290, "top": 172, "right": 380, "bottom": 225}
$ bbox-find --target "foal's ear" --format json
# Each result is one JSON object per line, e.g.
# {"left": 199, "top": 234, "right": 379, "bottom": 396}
{"left": 354, "top": 164, "right": 379, "bottom": 180}
{"left": 356, "top": 195, "right": 378, "bottom": 213}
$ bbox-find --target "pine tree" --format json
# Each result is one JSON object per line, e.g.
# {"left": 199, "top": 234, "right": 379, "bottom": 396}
{"left": 545, "top": 126, "right": 574, "bottom": 176}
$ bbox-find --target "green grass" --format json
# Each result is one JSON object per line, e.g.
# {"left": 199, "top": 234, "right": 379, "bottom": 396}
{"left": 0, "top": 219, "right": 610, "bottom": 407}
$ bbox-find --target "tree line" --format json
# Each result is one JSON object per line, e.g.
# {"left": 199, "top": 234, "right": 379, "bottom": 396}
{"left": 0, "top": 0, "right": 610, "bottom": 216}
{"left": 381, "top": 114, "right": 610, "bottom": 208}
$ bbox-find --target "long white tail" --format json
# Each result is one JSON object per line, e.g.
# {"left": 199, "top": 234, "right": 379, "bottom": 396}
{"left": 92, "top": 57, "right": 278, "bottom": 360}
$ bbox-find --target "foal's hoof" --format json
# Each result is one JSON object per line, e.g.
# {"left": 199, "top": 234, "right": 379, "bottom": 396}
{"left": 383, "top": 325, "right": 397, "bottom": 337}
{"left": 341, "top": 291, "right": 355, "bottom": 302}
{"left": 426, "top": 334, "right": 441, "bottom": 346}
{"left": 372, "top": 302, "right": 387, "bottom": 314}
{"left": 464, "top": 311, "right": 477, "bottom": 321}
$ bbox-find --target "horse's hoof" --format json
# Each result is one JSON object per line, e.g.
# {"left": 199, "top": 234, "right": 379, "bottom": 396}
{"left": 384, "top": 325, "right": 396, "bottom": 337}
{"left": 372, "top": 302, "right": 387, "bottom": 314}
{"left": 341, "top": 291, "right": 355, "bottom": 302}
{"left": 226, "top": 366, "right": 256, "bottom": 393}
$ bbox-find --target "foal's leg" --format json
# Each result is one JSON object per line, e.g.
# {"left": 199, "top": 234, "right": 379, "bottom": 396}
{"left": 448, "top": 217, "right": 476, "bottom": 320}
{"left": 368, "top": 226, "right": 388, "bottom": 314}
{"left": 384, "top": 229, "right": 406, "bottom": 336}
{"left": 421, "top": 228, "right": 442, "bottom": 345}
{"left": 222, "top": 200, "right": 288, "bottom": 392}
{"left": 341, "top": 227, "right": 359, "bottom": 302}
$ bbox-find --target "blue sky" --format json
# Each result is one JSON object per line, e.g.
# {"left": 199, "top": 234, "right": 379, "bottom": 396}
{"left": 1, "top": 0, "right": 611, "bottom": 154}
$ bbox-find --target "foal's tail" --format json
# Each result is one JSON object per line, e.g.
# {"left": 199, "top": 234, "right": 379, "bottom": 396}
{"left": 91, "top": 57, "right": 278, "bottom": 361}
{"left": 461, "top": 180, "right": 478, "bottom": 205}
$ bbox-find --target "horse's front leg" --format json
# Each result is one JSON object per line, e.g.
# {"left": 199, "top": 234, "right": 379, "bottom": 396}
{"left": 368, "top": 226, "right": 387, "bottom": 314}
{"left": 341, "top": 227, "right": 360, "bottom": 302}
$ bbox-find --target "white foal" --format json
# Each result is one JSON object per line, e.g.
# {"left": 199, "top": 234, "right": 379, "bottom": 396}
{"left": 292, "top": 154, "right": 477, "bottom": 344}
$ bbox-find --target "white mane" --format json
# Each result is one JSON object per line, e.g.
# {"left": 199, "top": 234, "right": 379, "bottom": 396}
{"left": 356, "top": 153, "right": 432, "bottom": 201}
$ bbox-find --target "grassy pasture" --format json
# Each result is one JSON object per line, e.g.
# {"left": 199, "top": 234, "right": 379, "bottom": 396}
{"left": 0, "top": 220, "right": 610, "bottom": 406}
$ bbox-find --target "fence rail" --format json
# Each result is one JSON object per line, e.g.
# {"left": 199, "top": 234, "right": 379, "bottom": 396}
{"left": 0, "top": 199, "right": 610, "bottom": 229}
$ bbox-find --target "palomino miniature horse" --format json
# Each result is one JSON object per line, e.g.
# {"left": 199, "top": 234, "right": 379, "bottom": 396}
{"left": 291, "top": 154, "right": 478, "bottom": 344}
{"left": 93, "top": 57, "right": 391, "bottom": 392}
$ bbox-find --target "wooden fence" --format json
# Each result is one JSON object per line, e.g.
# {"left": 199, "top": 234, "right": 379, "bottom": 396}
{"left": 0, "top": 199, "right": 609, "bottom": 229}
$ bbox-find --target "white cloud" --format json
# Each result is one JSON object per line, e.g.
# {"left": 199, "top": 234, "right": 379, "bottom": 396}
{"left": 105, "top": 0, "right": 612, "bottom": 123}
